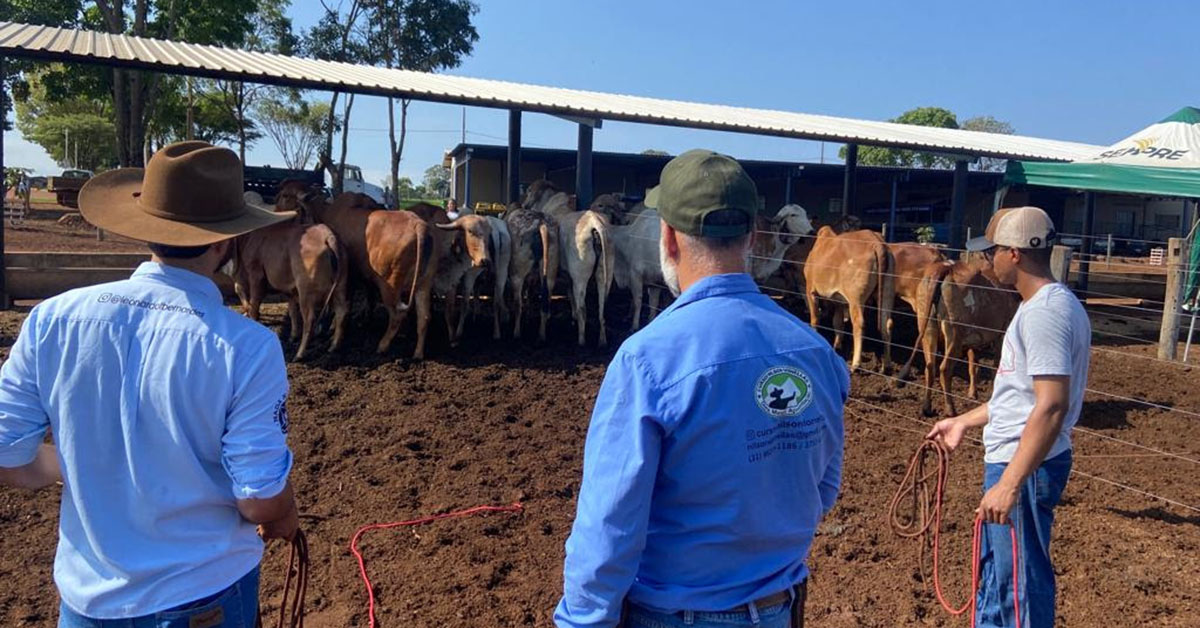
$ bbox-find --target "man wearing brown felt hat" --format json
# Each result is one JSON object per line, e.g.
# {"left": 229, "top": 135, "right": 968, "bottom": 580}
{"left": 0, "top": 141, "right": 301, "bottom": 627}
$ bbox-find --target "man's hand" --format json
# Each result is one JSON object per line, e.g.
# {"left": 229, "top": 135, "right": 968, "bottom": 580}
{"left": 976, "top": 482, "right": 1019, "bottom": 525}
{"left": 258, "top": 503, "right": 299, "bottom": 542}
{"left": 925, "top": 417, "right": 969, "bottom": 452}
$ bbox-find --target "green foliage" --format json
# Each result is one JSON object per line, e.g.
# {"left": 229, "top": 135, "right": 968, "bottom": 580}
{"left": 0, "top": 0, "right": 83, "bottom": 130}
{"left": 255, "top": 94, "right": 332, "bottom": 170}
{"left": 913, "top": 225, "right": 937, "bottom": 244}
{"left": 961, "top": 115, "right": 1016, "bottom": 172}
{"left": 422, "top": 163, "right": 450, "bottom": 197}
{"left": 840, "top": 106, "right": 960, "bottom": 169}
{"left": 13, "top": 65, "right": 118, "bottom": 171}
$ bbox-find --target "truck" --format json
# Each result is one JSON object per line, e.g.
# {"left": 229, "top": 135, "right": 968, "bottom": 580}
{"left": 46, "top": 169, "right": 94, "bottom": 208}
{"left": 243, "top": 165, "right": 326, "bottom": 205}
{"left": 339, "top": 164, "right": 387, "bottom": 205}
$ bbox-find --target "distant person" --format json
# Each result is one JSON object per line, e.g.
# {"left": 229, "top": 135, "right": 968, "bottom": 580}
{"left": 446, "top": 197, "right": 462, "bottom": 219}
{"left": 0, "top": 141, "right": 300, "bottom": 627}
{"left": 555, "top": 149, "right": 848, "bottom": 628}
{"left": 927, "top": 206, "right": 1090, "bottom": 628}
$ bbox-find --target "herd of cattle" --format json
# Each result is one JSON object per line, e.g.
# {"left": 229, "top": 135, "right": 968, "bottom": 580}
{"left": 228, "top": 179, "right": 1021, "bottom": 416}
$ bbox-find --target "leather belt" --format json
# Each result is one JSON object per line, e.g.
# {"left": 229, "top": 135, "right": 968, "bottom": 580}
{"left": 724, "top": 588, "right": 792, "bottom": 613}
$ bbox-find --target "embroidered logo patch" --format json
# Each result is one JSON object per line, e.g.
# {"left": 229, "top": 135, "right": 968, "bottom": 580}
{"left": 755, "top": 366, "right": 813, "bottom": 418}
{"left": 273, "top": 395, "right": 290, "bottom": 435}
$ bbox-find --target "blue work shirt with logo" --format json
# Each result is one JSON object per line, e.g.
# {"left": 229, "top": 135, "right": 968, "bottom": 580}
{"left": 0, "top": 262, "right": 292, "bottom": 619}
{"left": 555, "top": 273, "right": 848, "bottom": 628}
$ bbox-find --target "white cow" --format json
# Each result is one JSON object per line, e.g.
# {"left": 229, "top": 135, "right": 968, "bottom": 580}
{"left": 522, "top": 180, "right": 616, "bottom": 347}
{"left": 611, "top": 209, "right": 666, "bottom": 331}
{"left": 457, "top": 215, "right": 512, "bottom": 341}
{"left": 750, "top": 204, "right": 816, "bottom": 281}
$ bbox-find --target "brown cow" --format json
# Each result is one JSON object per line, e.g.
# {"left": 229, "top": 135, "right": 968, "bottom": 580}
{"left": 899, "top": 258, "right": 1020, "bottom": 416}
{"left": 885, "top": 242, "right": 947, "bottom": 365}
{"left": 404, "top": 202, "right": 494, "bottom": 347}
{"left": 803, "top": 227, "right": 895, "bottom": 372}
{"left": 230, "top": 222, "right": 349, "bottom": 361}
{"left": 300, "top": 191, "right": 435, "bottom": 359}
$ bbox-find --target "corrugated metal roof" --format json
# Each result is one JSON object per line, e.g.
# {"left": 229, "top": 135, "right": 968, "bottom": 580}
{"left": 0, "top": 21, "right": 1103, "bottom": 162}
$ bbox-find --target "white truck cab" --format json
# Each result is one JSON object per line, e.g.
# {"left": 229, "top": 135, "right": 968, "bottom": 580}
{"left": 340, "top": 165, "right": 387, "bottom": 205}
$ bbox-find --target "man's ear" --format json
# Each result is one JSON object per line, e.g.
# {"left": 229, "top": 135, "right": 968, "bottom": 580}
{"left": 661, "top": 220, "right": 681, "bottom": 259}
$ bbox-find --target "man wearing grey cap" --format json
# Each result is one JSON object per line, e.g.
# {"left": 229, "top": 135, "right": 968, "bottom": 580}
{"left": 927, "top": 206, "right": 1091, "bottom": 627}
{"left": 554, "top": 150, "right": 848, "bottom": 628}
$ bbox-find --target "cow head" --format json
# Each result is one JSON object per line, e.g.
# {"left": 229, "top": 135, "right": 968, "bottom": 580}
{"left": 589, "top": 193, "right": 627, "bottom": 224}
{"left": 770, "top": 204, "right": 815, "bottom": 246}
{"left": 522, "top": 179, "right": 560, "bottom": 210}
{"left": 435, "top": 215, "right": 493, "bottom": 269}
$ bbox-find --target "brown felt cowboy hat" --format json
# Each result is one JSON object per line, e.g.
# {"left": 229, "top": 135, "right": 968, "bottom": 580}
{"left": 79, "top": 141, "right": 295, "bottom": 246}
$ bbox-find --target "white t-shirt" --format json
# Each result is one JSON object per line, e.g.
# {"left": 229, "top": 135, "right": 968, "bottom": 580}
{"left": 984, "top": 282, "right": 1091, "bottom": 464}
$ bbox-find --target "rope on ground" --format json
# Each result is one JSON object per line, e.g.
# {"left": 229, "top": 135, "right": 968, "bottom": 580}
{"left": 887, "top": 439, "right": 1020, "bottom": 627}
{"left": 349, "top": 503, "right": 524, "bottom": 628}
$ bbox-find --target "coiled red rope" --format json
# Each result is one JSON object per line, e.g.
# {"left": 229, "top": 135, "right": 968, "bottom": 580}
{"left": 888, "top": 439, "right": 1020, "bottom": 627}
{"left": 349, "top": 502, "right": 524, "bottom": 628}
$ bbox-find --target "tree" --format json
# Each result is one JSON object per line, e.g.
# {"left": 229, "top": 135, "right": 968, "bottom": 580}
{"left": 303, "top": 0, "right": 370, "bottom": 194}
{"left": 92, "top": 0, "right": 261, "bottom": 166}
{"left": 422, "top": 163, "right": 450, "bottom": 198}
{"left": 204, "top": 0, "right": 298, "bottom": 162}
{"left": 961, "top": 115, "right": 1016, "bottom": 172}
{"left": 256, "top": 95, "right": 332, "bottom": 170}
{"left": 14, "top": 65, "right": 118, "bottom": 171}
{"left": 364, "top": 0, "right": 478, "bottom": 208}
{"left": 840, "top": 106, "right": 960, "bottom": 169}
{"left": 640, "top": 149, "right": 669, "bottom": 156}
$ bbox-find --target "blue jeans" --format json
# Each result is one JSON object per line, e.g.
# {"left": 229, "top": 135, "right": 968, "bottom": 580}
{"left": 58, "top": 567, "right": 260, "bottom": 628}
{"left": 625, "top": 588, "right": 802, "bottom": 628}
{"left": 976, "top": 450, "right": 1072, "bottom": 628}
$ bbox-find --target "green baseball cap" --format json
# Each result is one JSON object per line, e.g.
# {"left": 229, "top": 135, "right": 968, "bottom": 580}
{"left": 652, "top": 149, "right": 760, "bottom": 237}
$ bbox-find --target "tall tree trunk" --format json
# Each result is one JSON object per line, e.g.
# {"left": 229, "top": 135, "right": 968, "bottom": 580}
{"left": 387, "top": 97, "right": 398, "bottom": 209}
{"left": 335, "top": 93, "right": 355, "bottom": 195}
{"left": 236, "top": 82, "right": 247, "bottom": 162}
{"left": 397, "top": 99, "right": 409, "bottom": 200}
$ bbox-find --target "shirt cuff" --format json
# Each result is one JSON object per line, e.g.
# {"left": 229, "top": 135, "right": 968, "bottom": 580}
{"left": 231, "top": 450, "right": 293, "bottom": 500}
{"left": 0, "top": 430, "right": 44, "bottom": 468}
{"left": 1028, "top": 365, "right": 1071, "bottom": 377}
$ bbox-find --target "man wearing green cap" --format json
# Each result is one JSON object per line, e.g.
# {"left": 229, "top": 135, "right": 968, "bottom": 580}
{"left": 555, "top": 150, "right": 848, "bottom": 628}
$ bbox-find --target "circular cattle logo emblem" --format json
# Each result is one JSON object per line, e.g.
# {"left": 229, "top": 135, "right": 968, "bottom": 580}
{"left": 755, "top": 366, "right": 813, "bottom": 418}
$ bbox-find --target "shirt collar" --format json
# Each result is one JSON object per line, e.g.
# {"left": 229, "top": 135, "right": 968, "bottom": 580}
{"left": 659, "top": 273, "right": 760, "bottom": 317}
{"left": 130, "top": 262, "right": 223, "bottom": 303}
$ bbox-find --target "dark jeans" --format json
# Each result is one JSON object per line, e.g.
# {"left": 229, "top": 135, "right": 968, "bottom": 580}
{"left": 625, "top": 581, "right": 807, "bottom": 628}
{"left": 976, "top": 450, "right": 1072, "bottom": 628}
{"left": 58, "top": 567, "right": 260, "bottom": 628}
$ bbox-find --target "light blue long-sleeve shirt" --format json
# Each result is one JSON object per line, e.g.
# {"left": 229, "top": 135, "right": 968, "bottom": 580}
{"left": 0, "top": 262, "right": 292, "bottom": 619}
{"left": 555, "top": 273, "right": 848, "bottom": 628}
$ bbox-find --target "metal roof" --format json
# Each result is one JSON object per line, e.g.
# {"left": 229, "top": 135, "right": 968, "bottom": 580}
{"left": 0, "top": 21, "right": 1104, "bottom": 162}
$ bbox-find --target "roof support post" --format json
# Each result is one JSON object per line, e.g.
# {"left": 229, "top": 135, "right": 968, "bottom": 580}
{"left": 841, "top": 143, "right": 858, "bottom": 217}
{"left": 887, "top": 176, "right": 899, "bottom": 243}
{"left": 463, "top": 147, "right": 474, "bottom": 211}
{"left": 950, "top": 159, "right": 968, "bottom": 252}
{"left": 576, "top": 123, "right": 594, "bottom": 211}
{"left": 1078, "top": 191, "right": 1096, "bottom": 292}
{"left": 507, "top": 110, "right": 522, "bottom": 204}
{"left": 0, "top": 55, "right": 8, "bottom": 310}
{"left": 1158, "top": 237, "right": 1187, "bottom": 360}
{"left": 784, "top": 166, "right": 793, "bottom": 205}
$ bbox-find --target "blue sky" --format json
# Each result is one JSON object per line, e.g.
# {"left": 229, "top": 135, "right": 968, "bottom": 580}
{"left": 6, "top": 0, "right": 1197, "bottom": 187}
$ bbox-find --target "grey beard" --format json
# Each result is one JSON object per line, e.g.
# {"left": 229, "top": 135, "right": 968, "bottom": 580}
{"left": 659, "top": 240, "right": 682, "bottom": 297}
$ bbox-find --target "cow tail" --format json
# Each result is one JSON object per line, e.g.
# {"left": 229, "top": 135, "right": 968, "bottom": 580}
{"left": 591, "top": 215, "right": 612, "bottom": 296}
{"left": 898, "top": 264, "right": 949, "bottom": 380}
{"left": 404, "top": 224, "right": 432, "bottom": 311}
{"left": 317, "top": 230, "right": 341, "bottom": 320}
{"left": 537, "top": 222, "right": 551, "bottom": 313}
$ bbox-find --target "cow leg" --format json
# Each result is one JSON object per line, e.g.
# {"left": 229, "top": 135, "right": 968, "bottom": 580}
{"left": 287, "top": 299, "right": 302, "bottom": 342}
{"left": 376, "top": 282, "right": 404, "bottom": 354}
{"left": 848, "top": 301, "right": 866, "bottom": 372}
{"left": 412, "top": 281, "right": 433, "bottom": 360}
{"left": 831, "top": 304, "right": 845, "bottom": 352}
{"left": 921, "top": 321, "right": 941, "bottom": 417}
{"left": 940, "top": 329, "right": 959, "bottom": 417}
{"left": 457, "top": 271, "right": 479, "bottom": 343}
{"left": 329, "top": 279, "right": 349, "bottom": 353}
{"left": 444, "top": 285, "right": 461, "bottom": 348}
{"left": 629, "top": 275, "right": 644, "bottom": 332}
{"left": 247, "top": 277, "right": 267, "bottom": 322}
{"left": 596, "top": 274, "right": 610, "bottom": 348}
{"left": 511, "top": 270, "right": 526, "bottom": 340}
{"left": 967, "top": 348, "right": 978, "bottom": 400}
{"left": 572, "top": 280, "right": 588, "bottom": 347}
{"left": 294, "top": 292, "right": 320, "bottom": 362}
{"left": 647, "top": 287, "right": 662, "bottom": 322}
{"left": 539, "top": 268, "right": 556, "bottom": 344}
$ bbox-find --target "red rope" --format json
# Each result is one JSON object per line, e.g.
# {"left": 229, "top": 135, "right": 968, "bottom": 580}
{"left": 349, "top": 502, "right": 524, "bottom": 628}
{"left": 889, "top": 439, "right": 1021, "bottom": 627}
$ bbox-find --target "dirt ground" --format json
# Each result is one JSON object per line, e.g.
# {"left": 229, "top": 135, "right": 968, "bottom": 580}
{"left": 4, "top": 215, "right": 144, "bottom": 253}
{"left": 0, "top": 302, "right": 1196, "bottom": 627}
{"left": 0, "top": 241, "right": 1197, "bottom": 625}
